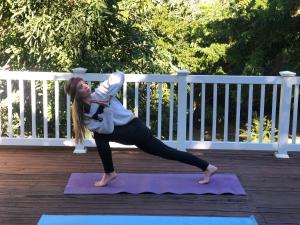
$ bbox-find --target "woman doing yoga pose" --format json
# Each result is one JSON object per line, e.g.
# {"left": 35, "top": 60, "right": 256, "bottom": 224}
{"left": 65, "top": 72, "right": 217, "bottom": 187}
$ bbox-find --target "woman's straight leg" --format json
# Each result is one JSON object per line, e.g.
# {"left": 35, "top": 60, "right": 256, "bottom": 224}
{"left": 128, "top": 118, "right": 210, "bottom": 171}
{"left": 140, "top": 136, "right": 209, "bottom": 171}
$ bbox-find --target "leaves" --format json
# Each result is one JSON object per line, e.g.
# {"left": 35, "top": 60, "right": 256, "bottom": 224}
{"left": 0, "top": 0, "right": 299, "bottom": 138}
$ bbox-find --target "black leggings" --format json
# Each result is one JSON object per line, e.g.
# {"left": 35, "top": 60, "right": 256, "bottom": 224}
{"left": 93, "top": 118, "right": 209, "bottom": 173}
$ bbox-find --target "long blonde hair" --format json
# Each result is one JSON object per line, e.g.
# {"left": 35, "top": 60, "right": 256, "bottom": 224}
{"left": 64, "top": 77, "right": 88, "bottom": 144}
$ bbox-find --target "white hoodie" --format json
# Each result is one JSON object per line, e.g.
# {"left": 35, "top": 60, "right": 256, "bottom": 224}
{"left": 84, "top": 72, "right": 134, "bottom": 134}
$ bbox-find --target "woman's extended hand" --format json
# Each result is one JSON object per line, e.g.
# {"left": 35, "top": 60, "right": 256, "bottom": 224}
{"left": 91, "top": 99, "right": 109, "bottom": 107}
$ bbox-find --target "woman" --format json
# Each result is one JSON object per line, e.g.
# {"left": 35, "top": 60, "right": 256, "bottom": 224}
{"left": 65, "top": 71, "right": 217, "bottom": 187}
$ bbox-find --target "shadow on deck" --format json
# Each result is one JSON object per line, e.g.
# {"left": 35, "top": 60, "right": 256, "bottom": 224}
{"left": 0, "top": 147, "right": 300, "bottom": 225}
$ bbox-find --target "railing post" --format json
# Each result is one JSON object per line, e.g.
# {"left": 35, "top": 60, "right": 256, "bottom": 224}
{"left": 275, "top": 71, "right": 296, "bottom": 158}
{"left": 72, "top": 67, "right": 88, "bottom": 154}
{"left": 176, "top": 69, "right": 190, "bottom": 151}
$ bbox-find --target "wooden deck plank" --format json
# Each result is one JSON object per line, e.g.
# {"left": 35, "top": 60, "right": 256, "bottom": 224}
{"left": 0, "top": 147, "right": 300, "bottom": 225}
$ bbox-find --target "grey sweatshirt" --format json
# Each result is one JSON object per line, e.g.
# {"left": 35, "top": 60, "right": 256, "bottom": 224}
{"left": 84, "top": 72, "right": 134, "bottom": 134}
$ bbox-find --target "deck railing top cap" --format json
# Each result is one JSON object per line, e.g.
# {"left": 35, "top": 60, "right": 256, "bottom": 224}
{"left": 279, "top": 71, "right": 296, "bottom": 77}
{"left": 72, "top": 67, "right": 87, "bottom": 74}
{"left": 176, "top": 69, "right": 190, "bottom": 75}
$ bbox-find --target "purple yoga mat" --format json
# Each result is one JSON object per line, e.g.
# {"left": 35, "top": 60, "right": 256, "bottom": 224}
{"left": 64, "top": 173, "right": 246, "bottom": 195}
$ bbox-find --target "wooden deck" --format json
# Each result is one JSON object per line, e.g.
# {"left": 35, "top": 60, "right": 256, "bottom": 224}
{"left": 0, "top": 147, "right": 300, "bottom": 225}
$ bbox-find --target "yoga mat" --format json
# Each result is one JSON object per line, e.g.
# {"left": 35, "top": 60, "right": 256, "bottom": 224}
{"left": 38, "top": 215, "right": 258, "bottom": 225}
{"left": 64, "top": 173, "right": 246, "bottom": 195}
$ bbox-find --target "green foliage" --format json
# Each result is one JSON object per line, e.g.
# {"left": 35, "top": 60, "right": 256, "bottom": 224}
{"left": 0, "top": 88, "right": 20, "bottom": 137}
{"left": 0, "top": 0, "right": 156, "bottom": 72}
{"left": 240, "top": 116, "right": 278, "bottom": 142}
{"left": 118, "top": 0, "right": 202, "bottom": 73}
{"left": 1, "top": 0, "right": 299, "bottom": 74}
{"left": 194, "top": 0, "right": 300, "bottom": 75}
{"left": 0, "top": 0, "right": 299, "bottom": 139}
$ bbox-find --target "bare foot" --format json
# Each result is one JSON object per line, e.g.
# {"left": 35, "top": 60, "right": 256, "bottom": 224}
{"left": 94, "top": 172, "right": 117, "bottom": 187}
{"left": 199, "top": 164, "right": 218, "bottom": 184}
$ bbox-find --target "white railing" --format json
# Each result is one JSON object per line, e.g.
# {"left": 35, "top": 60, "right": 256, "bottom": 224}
{"left": 0, "top": 69, "right": 299, "bottom": 158}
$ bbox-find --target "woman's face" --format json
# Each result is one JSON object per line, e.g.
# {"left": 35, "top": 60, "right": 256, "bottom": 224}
{"left": 76, "top": 80, "right": 91, "bottom": 99}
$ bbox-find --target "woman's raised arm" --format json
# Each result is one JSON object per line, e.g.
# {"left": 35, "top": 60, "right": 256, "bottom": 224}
{"left": 95, "top": 71, "right": 125, "bottom": 98}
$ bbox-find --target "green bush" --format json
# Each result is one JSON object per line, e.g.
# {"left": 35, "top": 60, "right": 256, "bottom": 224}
{"left": 240, "top": 116, "right": 278, "bottom": 142}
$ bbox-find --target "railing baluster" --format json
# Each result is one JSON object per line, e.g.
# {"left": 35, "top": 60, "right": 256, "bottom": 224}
{"left": 212, "top": 83, "right": 217, "bottom": 141}
{"left": 224, "top": 84, "right": 229, "bottom": 142}
{"left": 169, "top": 83, "right": 174, "bottom": 140}
{"left": 55, "top": 80, "right": 59, "bottom": 138}
{"left": 43, "top": 80, "right": 48, "bottom": 138}
{"left": 0, "top": 102, "right": 1, "bottom": 136}
{"left": 292, "top": 85, "right": 299, "bottom": 144}
{"left": 123, "top": 81, "right": 127, "bottom": 108}
{"left": 200, "top": 83, "right": 206, "bottom": 141}
{"left": 271, "top": 84, "right": 278, "bottom": 142}
{"left": 7, "top": 79, "right": 12, "bottom": 137}
{"left": 235, "top": 84, "right": 241, "bottom": 142}
{"left": 189, "top": 83, "right": 194, "bottom": 141}
{"left": 259, "top": 84, "right": 265, "bottom": 143}
{"left": 157, "top": 83, "right": 162, "bottom": 139}
{"left": 67, "top": 95, "right": 71, "bottom": 139}
{"left": 134, "top": 82, "right": 138, "bottom": 116}
{"left": 88, "top": 81, "right": 92, "bottom": 140}
{"left": 19, "top": 80, "right": 25, "bottom": 137}
{"left": 31, "top": 80, "right": 36, "bottom": 138}
{"left": 247, "top": 84, "right": 253, "bottom": 142}
{"left": 146, "top": 83, "right": 150, "bottom": 128}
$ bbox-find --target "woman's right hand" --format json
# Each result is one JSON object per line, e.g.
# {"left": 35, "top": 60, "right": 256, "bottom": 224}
{"left": 91, "top": 99, "right": 109, "bottom": 107}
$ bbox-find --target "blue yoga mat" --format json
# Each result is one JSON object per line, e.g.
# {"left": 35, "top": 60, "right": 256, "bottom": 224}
{"left": 38, "top": 215, "right": 258, "bottom": 225}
